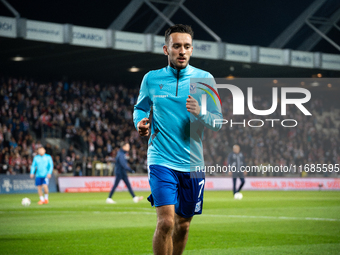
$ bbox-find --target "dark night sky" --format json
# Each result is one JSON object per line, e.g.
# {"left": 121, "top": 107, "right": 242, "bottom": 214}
{"left": 1, "top": 0, "right": 339, "bottom": 53}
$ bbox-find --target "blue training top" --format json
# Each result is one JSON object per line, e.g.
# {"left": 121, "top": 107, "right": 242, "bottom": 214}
{"left": 133, "top": 64, "right": 222, "bottom": 172}
{"left": 30, "top": 154, "right": 54, "bottom": 178}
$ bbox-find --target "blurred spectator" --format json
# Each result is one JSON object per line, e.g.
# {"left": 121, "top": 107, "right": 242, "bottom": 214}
{"left": 60, "top": 148, "right": 67, "bottom": 162}
{"left": 45, "top": 143, "right": 53, "bottom": 155}
{"left": 73, "top": 154, "right": 83, "bottom": 176}
{"left": 67, "top": 145, "right": 75, "bottom": 157}
{"left": 63, "top": 156, "right": 73, "bottom": 174}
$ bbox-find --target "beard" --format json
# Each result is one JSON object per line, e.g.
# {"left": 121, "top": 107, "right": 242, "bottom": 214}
{"left": 170, "top": 58, "right": 189, "bottom": 70}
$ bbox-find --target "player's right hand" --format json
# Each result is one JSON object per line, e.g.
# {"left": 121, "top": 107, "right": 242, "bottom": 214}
{"left": 137, "top": 118, "right": 150, "bottom": 136}
{"left": 30, "top": 174, "right": 34, "bottom": 179}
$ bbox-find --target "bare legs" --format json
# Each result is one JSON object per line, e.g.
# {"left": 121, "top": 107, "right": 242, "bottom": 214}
{"left": 153, "top": 205, "right": 174, "bottom": 255}
{"left": 172, "top": 214, "right": 192, "bottom": 255}
{"left": 37, "top": 184, "right": 49, "bottom": 198}
{"left": 153, "top": 205, "right": 192, "bottom": 255}
{"left": 43, "top": 184, "right": 49, "bottom": 196}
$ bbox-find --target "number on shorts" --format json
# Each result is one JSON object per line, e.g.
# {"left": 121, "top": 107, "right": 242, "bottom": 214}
{"left": 198, "top": 180, "right": 205, "bottom": 198}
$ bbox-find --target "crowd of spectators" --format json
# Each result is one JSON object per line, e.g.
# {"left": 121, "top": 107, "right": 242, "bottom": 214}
{"left": 0, "top": 76, "right": 148, "bottom": 175}
{"left": 0, "top": 76, "right": 339, "bottom": 177}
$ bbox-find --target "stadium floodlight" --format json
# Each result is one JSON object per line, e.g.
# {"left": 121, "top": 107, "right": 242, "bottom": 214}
{"left": 128, "top": 66, "right": 140, "bottom": 72}
{"left": 11, "top": 56, "right": 24, "bottom": 61}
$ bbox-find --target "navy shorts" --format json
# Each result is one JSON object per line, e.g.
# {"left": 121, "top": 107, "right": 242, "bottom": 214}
{"left": 35, "top": 177, "right": 49, "bottom": 186}
{"left": 148, "top": 165, "right": 205, "bottom": 218}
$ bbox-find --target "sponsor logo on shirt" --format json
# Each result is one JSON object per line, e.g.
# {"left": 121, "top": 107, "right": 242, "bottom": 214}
{"left": 154, "top": 95, "right": 168, "bottom": 98}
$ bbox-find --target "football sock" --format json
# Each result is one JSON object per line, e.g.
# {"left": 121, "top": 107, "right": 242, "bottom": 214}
{"left": 45, "top": 194, "right": 48, "bottom": 200}
{"left": 40, "top": 196, "right": 45, "bottom": 201}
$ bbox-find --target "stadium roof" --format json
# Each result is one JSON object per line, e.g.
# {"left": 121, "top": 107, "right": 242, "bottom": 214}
{"left": 1, "top": 0, "right": 340, "bottom": 53}
{"left": 0, "top": 0, "right": 340, "bottom": 84}
{"left": 2, "top": 36, "right": 339, "bottom": 84}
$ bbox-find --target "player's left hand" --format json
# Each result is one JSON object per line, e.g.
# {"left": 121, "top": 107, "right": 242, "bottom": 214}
{"left": 186, "top": 95, "right": 200, "bottom": 116}
{"left": 47, "top": 174, "right": 51, "bottom": 178}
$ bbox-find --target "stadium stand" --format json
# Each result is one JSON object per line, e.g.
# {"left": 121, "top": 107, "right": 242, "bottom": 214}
{"left": 0, "top": 76, "right": 148, "bottom": 176}
{"left": 0, "top": 76, "right": 339, "bottom": 177}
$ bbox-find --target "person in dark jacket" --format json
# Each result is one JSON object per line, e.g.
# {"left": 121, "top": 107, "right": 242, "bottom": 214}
{"left": 227, "top": 144, "right": 246, "bottom": 197}
{"left": 106, "top": 142, "right": 143, "bottom": 204}
{"left": 73, "top": 154, "right": 82, "bottom": 176}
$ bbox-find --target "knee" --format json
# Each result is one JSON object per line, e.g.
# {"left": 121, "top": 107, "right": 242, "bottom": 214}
{"left": 176, "top": 220, "right": 190, "bottom": 233}
{"left": 175, "top": 216, "right": 191, "bottom": 235}
{"left": 157, "top": 217, "right": 175, "bottom": 235}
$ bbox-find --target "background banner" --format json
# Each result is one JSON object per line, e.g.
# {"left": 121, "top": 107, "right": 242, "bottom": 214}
{"left": 0, "top": 16, "right": 16, "bottom": 38}
{"left": 26, "top": 20, "right": 64, "bottom": 43}
{"left": 0, "top": 174, "right": 57, "bottom": 194}
{"left": 58, "top": 176, "right": 340, "bottom": 193}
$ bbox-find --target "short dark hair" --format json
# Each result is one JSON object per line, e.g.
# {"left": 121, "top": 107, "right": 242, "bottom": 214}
{"left": 165, "top": 24, "right": 194, "bottom": 45}
{"left": 120, "top": 142, "right": 129, "bottom": 148}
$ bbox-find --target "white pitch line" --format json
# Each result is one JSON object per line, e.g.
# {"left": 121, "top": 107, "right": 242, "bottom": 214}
{"left": 1, "top": 210, "right": 339, "bottom": 222}
{"left": 200, "top": 214, "right": 340, "bottom": 222}
{"left": 103, "top": 206, "right": 155, "bottom": 211}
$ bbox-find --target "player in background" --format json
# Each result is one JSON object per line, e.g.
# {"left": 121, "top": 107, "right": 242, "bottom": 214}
{"left": 106, "top": 142, "right": 143, "bottom": 204}
{"left": 227, "top": 144, "right": 246, "bottom": 198}
{"left": 30, "top": 146, "right": 53, "bottom": 205}
{"left": 134, "top": 24, "right": 222, "bottom": 255}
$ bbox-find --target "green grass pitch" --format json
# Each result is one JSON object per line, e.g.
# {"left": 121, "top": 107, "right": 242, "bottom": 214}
{"left": 0, "top": 191, "right": 339, "bottom": 254}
